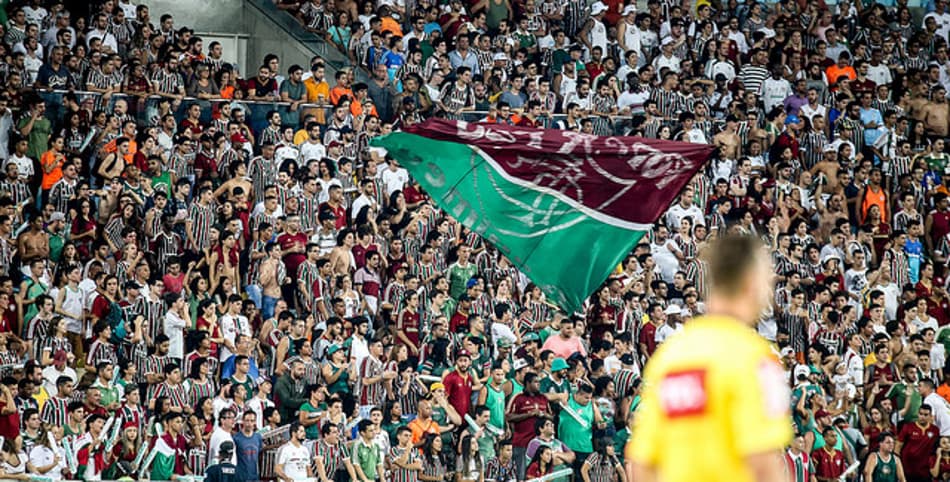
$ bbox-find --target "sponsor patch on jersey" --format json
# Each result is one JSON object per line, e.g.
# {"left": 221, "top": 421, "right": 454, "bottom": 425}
{"left": 659, "top": 369, "right": 708, "bottom": 417}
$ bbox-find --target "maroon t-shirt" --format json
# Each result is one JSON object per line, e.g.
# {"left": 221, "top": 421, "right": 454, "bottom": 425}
{"left": 811, "top": 448, "right": 845, "bottom": 479}
{"left": 0, "top": 400, "right": 18, "bottom": 440}
{"left": 898, "top": 422, "right": 939, "bottom": 477}
{"left": 277, "top": 232, "right": 308, "bottom": 277}
{"left": 509, "top": 393, "right": 549, "bottom": 447}
{"left": 443, "top": 369, "right": 474, "bottom": 417}
{"left": 639, "top": 323, "right": 658, "bottom": 356}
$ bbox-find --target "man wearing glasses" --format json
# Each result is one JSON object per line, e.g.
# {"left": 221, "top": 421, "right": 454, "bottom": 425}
{"left": 209, "top": 408, "right": 238, "bottom": 469}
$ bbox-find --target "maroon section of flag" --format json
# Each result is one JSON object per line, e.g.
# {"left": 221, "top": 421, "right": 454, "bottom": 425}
{"left": 403, "top": 118, "right": 715, "bottom": 226}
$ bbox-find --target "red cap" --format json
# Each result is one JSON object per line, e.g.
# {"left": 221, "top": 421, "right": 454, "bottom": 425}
{"left": 230, "top": 132, "right": 248, "bottom": 144}
{"left": 53, "top": 350, "right": 67, "bottom": 364}
{"left": 815, "top": 409, "right": 831, "bottom": 419}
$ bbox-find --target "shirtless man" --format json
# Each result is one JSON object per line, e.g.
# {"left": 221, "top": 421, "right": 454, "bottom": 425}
{"left": 811, "top": 144, "right": 842, "bottom": 193}
{"left": 258, "top": 242, "right": 287, "bottom": 314}
{"left": 817, "top": 192, "right": 849, "bottom": 241}
{"left": 16, "top": 213, "right": 48, "bottom": 266}
{"left": 746, "top": 112, "right": 768, "bottom": 147}
{"left": 714, "top": 114, "right": 741, "bottom": 160}
{"left": 97, "top": 137, "right": 130, "bottom": 181}
{"left": 213, "top": 163, "right": 254, "bottom": 204}
{"left": 329, "top": 228, "right": 355, "bottom": 276}
{"left": 908, "top": 82, "right": 931, "bottom": 122}
{"left": 922, "top": 85, "right": 949, "bottom": 138}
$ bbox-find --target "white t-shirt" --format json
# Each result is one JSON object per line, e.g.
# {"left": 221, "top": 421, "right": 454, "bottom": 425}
{"left": 379, "top": 166, "right": 409, "bottom": 197}
{"left": 163, "top": 310, "right": 187, "bottom": 359}
{"left": 617, "top": 90, "right": 649, "bottom": 114}
{"left": 651, "top": 240, "right": 679, "bottom": 282}
{"left": 299, "top": 141, "right": 326, "bottom": 162}
{"left": 4, "top": 154, "right": 34, "bottom": 179}
{"left": 655, "top": 323, "right": 676, "bottom": 345}
{"left": 41, "top": 366, "right": 77, "bottom": 397}
{"left": 872, "top": 282, "right": 901, "bottom": 321}
{"left": 29, "top": 443, "right": 66, "bottom": 479}
{"left": 208, "top": 426, "right": 236, "bottom": 468}
{"left": 276, "top": 442, "right": 310, "bottom": 479}
{"left": 491, "top": 322, "right": 518, "bottom": 353}
{"left": 925, "top": 392, "right": 950, "bottom": 436}
{"left": 933, "top": 343, "right": 947, "bottom": 372}
{"left": 665, "top": 203, "right": 705, "bottom": 228}
{"left": 22, "top": 6, "right": 48, "bottom": 28}
{"left": 219, "top": 314, "right": 250, "bottom": 362}
{"left": 799, "top": 103, "right": 828, "bottom": 124}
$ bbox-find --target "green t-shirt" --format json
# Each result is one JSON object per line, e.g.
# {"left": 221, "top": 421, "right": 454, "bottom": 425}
{"left": 352, "top": 438, "right": 382, "bottom": 479}
{"left": 48, "top": 232, "right": 64, "bottom": 263}
{"left": 551, "top": 49, "right": 571, "bottom": 74}
{"left": 17, "top": 115, "right": 51, "bottom": 161}
{"left": 381, "top": 419, "right": 405, "bottom": 445}
{"left": 887, "top": 382, "right": 922, "bottom": 422}
{"left": 811, "top": 425, "right": 847, "bottom": 451}
{"left": 229, "top": 376, "right": 256, "bottom": 401}
{"left": 300, "top": 402, "right": 322, "bottom": 439}
{"left": 467, "top": 424, "right": 496, "bottom": 462}
{"left": 280, "top": 79, "right": 307, "bottom": 101}
{"left": 926, "top": 153, "right": 950, "bottom": 174}
{"left": 508, "top": 377, "right": 523, "bottom": 401}
{"left": 938, "top": 329, "right": 950, "bottom": 357}
{"left": 539, "top": 326, "right": 554, "bottom": 343}
{"left": 150, "top": 170, "right": 172, "bottom": 196}
{"left": 484, "top": 381, "right": 506, "bottom": 430}
{"left": 431, "top": 405, "right": 454, "bottom": 446}
{"left": 420, "top": 40, "right": 434, "bottom": 63}
{"left": 0, "top": 0, "right": 10, "bottom": 26}
{"left": 514, "top": 31, "right": 536, "bottom": 49}
{"left": 614, "top": 428, "right": 630, "bottom": 460}
{"left": 558, "top": 396, "right": 594, "bottom": 453}
{"left": 94, "top": 381, "right": 121, "bottom": 408}
{"left": 540, "top": 375, "right": 570, "bottom": 398}
{"left": 447, "top": 262, "right": 478, "bottom": 299}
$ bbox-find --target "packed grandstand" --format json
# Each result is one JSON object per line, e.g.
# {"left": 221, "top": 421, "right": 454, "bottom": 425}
{"left": 0, "top": 0, "right": 944, "bottom": 481}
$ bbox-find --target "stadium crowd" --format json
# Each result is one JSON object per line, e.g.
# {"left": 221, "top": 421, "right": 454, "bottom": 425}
{"left": 0, "top": 0, "right": 948, "bottom": 480}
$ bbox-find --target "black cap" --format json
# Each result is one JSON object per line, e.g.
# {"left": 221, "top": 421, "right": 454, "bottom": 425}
{"left": 219, "top": 441, "right": 235, "bottom": 457}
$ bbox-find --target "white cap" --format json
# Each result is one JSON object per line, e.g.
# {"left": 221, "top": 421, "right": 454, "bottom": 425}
{"left": 590, "top": 1, "right": 608, "bottom": 15}
{"left": 780, "top": 346, "right": 795, "bottom": 357}
{"left": 492, "top": 52, "right": 508, "bottom": 61}
{"left": 821, "top": 253, "right": 841, "bottom": 265}
{"left": 661, "top": 36, "right": 674, "bottom": 46}
{"left": 622, "top": 4, "right": 637, "bottom": 15}
{"left": 664, "top": 304, "right": 682, "bottom": 315}
{"left": 793, "top": 364, "right": 809, "bottom": 380}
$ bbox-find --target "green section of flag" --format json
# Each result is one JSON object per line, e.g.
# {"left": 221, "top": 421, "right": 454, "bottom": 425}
{"left": 149, "top": 436, "right": 176, "bottom": 480}
{"left": 372, "top": 132, "right": 647, "bottom": 312}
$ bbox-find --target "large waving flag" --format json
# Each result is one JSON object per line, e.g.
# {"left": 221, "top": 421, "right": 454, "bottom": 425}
{"left": 371, "top": 119, "right": 713, "bottom": 312}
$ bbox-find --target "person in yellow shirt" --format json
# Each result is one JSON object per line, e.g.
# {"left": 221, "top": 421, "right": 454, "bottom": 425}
{"left": 304, "top": 63, "right": 330, "bottom": 104}
{"left": 293, "top": 115, "right": 317, "bottom": 145}
{"left": 628, "top": 234, "right": 792, "bottom": 482}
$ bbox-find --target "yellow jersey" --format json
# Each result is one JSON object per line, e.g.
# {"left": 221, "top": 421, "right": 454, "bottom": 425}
{"left": 629, "top": 315, "right": 792, "bottom": 482}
